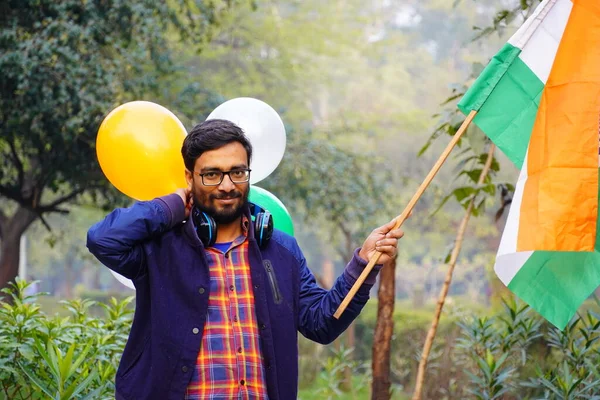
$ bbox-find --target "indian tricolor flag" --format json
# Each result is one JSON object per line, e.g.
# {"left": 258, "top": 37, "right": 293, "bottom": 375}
{"left": 458, "top": 0, "right": 600, "bottom": 329}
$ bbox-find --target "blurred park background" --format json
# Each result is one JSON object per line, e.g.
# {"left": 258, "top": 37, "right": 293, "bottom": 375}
{"left": 5, "top": 1, "right": 600, "bottom": 399}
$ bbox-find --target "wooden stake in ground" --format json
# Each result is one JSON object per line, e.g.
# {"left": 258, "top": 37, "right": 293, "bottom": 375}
{"left": 411, "top": 143, "right": 496, "bottom": 400}
{"left": 333, "top": 110, "right": 478, "bottom": 320}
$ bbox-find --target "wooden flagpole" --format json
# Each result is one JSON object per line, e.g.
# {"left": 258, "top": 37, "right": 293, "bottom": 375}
{"left": 333, "top": 110, "right": 478, "bottom": 320}
{"left": 411, "top": 143, "right": 495, "bottom": 400}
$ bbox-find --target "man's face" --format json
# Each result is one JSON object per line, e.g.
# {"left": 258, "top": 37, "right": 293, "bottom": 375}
{"left": 185, "top": 142, "right": 250, "bottom": 224}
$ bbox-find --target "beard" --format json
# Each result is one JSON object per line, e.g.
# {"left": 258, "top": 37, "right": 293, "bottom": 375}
{"left": 192, "top": 186, "right": 249, "bottom": 224}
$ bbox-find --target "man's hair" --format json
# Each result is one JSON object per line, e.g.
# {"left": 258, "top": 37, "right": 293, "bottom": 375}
{"left": 181, "top": 119, "right": 252, "bottom": 171}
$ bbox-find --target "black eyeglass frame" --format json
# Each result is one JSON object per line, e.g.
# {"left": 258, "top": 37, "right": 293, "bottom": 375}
{"left": 195, "top": 168, "right": 252, "bottom": 186}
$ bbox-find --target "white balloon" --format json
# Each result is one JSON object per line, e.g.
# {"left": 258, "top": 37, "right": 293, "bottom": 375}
{"left": 207, "top": 97, "right": 286, "bottom": 184}
{"left": 110, "top": 269, "right": 135, "bottom": 290}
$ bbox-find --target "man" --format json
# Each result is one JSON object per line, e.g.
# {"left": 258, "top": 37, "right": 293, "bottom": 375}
{"left": 87, "top": 119, "right": 404, "bottom": 400}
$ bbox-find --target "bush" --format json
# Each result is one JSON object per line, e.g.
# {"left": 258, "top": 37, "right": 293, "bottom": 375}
{"left": 456, "top": 298, "right": 600, "bottom": 399}
{"left": 0, "top": 278, "right": 132, "bottom": 399}
{"left": 6, "top": 278, "right": 600, "bottom": 400}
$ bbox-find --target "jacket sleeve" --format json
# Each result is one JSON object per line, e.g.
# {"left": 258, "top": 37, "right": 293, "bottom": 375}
{"left": 86, "top": 194, "right": 185, "bottom": 280}
{"left": 297, "top": 246, "right": 382, "bottom": 345}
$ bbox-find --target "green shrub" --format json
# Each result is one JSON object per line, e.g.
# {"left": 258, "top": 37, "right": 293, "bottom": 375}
{"left": 7, "top": 278, "right": 600, "bottom": 400}
{"left": 0, "top": 278, "right": 132, "bottom": 400}
{"left": 456, "top": 297, "right": 600, "bottom": 399}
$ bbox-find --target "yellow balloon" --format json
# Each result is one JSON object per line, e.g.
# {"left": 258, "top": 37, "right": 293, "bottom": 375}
{"left": 97, "top": 101, "right": 187, "bottom": 200}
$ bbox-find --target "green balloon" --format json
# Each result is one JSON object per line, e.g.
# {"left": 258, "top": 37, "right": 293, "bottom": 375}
{"left": 249, "top": 186, "right": 294, "bottom": 236}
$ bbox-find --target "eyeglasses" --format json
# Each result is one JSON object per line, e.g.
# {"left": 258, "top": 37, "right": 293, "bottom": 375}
{"left": 196, "top": 168, "right": 251, "bottom": 186}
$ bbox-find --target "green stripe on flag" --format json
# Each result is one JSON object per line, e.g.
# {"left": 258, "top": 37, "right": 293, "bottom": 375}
{"left": 507, "top": 170, "right": 600, "bottom": 330}
{"left": 508, "top": 251, "right": 600, "bottom": 329}
{"left": 458, "top": 43, "right": 545, "bottom": 169}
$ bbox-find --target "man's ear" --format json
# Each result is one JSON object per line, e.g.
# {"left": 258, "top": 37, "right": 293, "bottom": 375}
{"left": 185, "top": 169, "right": 193, "bottom": 188}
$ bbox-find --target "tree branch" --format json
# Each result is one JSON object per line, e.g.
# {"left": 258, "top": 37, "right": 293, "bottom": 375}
{"left": 38, "top": 188, "right": 86, "bottom": 212}
{"left": 38, "top": 213, "right": 52, "bottom": 232}
{"left": 412, "top": 144, "right": 496, "bottom": 400}
{"left": 7, "top": 138, "right": 24, "bottom": 189}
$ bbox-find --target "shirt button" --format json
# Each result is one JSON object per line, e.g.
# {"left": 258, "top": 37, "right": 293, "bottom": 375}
{"left": 254, "top": 284, "right": 259, "bottom": 289}
{"left": 198, "top": 287, "right": 205, "bottom": 294}
{"left": 192, "top": 327, "right": 199, "bottom": 334}
{"left": 229, "top": 285, "right": 235, "bottom": 291}
{"left": 225, "top": 253, "right": 230, "bottom": 258}
{"left": 260, "top": 324, "right": 266, "bottom": 330}
{"left": 238, "top": 347, "right": 242, "bottom": 353}
{"left": 240, "top": 379, "right": 245, "bottom": 386}
{"left": 182, "top": 366, "right": 188, "bottom": 373}
{"left": 233, "top": 315, "right": 238, "bottom": 322}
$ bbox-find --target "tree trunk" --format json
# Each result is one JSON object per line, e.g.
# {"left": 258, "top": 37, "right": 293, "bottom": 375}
{"left": 0, "top": 206, "right": 37, "bottom": 294}
{"left": 371, "top": 258, "right": 396, "bottom": 400}
{"left": 322, "top": 258, "right": 334, "bottom": 289}
{"left": 0, "top": 232, "right": 21, "bottom": 294}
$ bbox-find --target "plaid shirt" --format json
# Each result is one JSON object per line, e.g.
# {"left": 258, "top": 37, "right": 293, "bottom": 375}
{"left": 185, "top": 219, "right": 268, "bottom": 400}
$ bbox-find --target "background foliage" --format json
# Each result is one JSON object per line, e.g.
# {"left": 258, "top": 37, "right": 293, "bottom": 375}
{"left": 6, "top": 0, "right": 589, "bottom": 398}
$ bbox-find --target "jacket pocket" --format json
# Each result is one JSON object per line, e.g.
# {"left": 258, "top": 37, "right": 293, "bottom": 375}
{"left": 263, "top": 259, "right": 282, "bottom": 304}
{"left": 118, "top": 335, "right": 150, "bottom": 378}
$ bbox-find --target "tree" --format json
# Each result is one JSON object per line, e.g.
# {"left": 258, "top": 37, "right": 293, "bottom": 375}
{"left": 0, "top": 0, "right": 244, "bottom": 291}
{"left": 371, "top": 258, "right": 396, "bottom": 399}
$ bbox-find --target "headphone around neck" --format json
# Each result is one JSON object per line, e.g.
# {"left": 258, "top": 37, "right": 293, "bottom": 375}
{"left": 192, "top": 203, "right": 273, "bottom": 249}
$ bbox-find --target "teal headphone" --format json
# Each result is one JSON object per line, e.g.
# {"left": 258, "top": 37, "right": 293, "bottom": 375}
{"left": 192, "top": 203, "right": 273, "bottom": 248}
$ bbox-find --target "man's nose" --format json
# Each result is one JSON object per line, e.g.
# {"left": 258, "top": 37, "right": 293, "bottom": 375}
{"left": 218, "top": 174, "right": 236, "bottom": 191}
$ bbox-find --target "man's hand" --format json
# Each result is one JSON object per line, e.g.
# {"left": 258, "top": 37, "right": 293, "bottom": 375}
{"left": 358, "top": 218, "right": 405, "bottom": 265}
{"left": 175, "top": 188, "right": 193, "bottom": 218}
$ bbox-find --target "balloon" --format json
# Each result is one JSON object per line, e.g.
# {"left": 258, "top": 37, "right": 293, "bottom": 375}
{"left": 97, "top": 101, "right": 187, "bottom": 200}
{"left": 110, "top": 270, "right": 135, "bottom": 290}
{"left": 249, "top": 186, "right": 294, "bottom": 236}
{"left": 207, "top": 98, "right": 286, "bottom": 184}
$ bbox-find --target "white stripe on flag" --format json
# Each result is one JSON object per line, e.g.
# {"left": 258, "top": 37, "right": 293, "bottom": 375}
{"left": 495, "top": 252, "right": 534, "bottom": 286}
{"left": 496, "top": 152, "right": 533, "bottom": 285}
{"left": 508, "top": 0, "right": 557, "bottom": 50}
{"left": 517, "top": 0, "right": 572, "bottom": 83}
{"left": 507, "top": 0, "right": 572, "bottom": 84}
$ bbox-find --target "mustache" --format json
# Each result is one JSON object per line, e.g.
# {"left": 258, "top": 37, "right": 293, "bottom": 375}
{"left": 210, "top": 191, "right": 242, "bottom": 200}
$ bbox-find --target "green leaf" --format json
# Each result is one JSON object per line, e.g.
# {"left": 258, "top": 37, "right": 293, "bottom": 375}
{"left": 62, "top": 369, "right": 99, "bottom": 400}
{"left": 59, "top": 343, "right": 76, "bottom": 385}
{"left": 17, "top": 362, "right": 56, "bottom": 399}
{"left": 485, "top": 349, "right": 495, "bottom": 371}
{"left": 33, "top": 340, "right": 59, "bottom": 382}
{"left": 69, "top": 342, "right": 94, "bottom": 378}
{"left": 78, "top": 384, "right": 107, "bottom": 400}
{"left": 452, "top": 186, "right": 476, "bottom": 202}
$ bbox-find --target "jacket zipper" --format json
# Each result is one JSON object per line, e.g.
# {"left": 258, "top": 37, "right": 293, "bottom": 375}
{"left": 263, "top": 260, "right": 282, "bottom": 304}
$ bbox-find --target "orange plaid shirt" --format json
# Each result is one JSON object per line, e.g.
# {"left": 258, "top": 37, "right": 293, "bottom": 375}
{"left": 185, "top": 220, "right": 268, "bottom": 399}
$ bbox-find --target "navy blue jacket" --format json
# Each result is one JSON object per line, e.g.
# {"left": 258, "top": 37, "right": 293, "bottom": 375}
{"left": 86, "top": 194, "right": 380, "bottom": 399}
